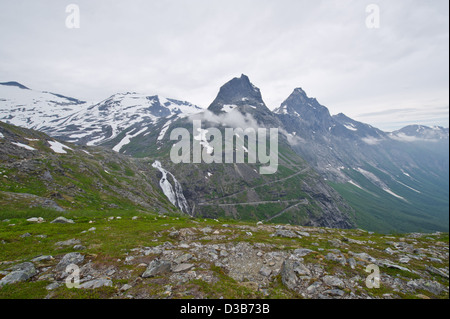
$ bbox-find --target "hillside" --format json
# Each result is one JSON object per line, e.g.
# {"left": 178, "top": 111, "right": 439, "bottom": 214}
{"left": 0, "top": 121, "right": 177, "bottom": 217}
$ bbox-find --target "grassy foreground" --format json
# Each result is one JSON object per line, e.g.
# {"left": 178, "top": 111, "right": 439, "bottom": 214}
{"left": 0, "top": 210, "right": 448, "bottom": 299}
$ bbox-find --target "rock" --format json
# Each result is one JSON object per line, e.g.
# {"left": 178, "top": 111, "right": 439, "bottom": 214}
{"left": 377, "top": 260, "right": 410, "bottom": 272}
{"left": 125, "top": 256, "right": 135, "bottom": 263}
{"left": 200, "top": 227, "right": 213, "bottom": 233}
{"left": 88, "top": 227, "right": 96, "bottom": 232}
{"left": 55, "top": 239, "right": 81, "bottom": 247}
{"left": 46, "top": 282, "right": 61, "bottom": 290}
{"left": 172, "top": 263, "right": 194, "bottom": 273}
{"left": 169, "top": 230, "right": 180, "bottom": 238}
{"left": 322, "top": 275, "right": 345, "bottom": 288}
{"left": 323, "top": 289, "right": 345, "bottom": 297}
{"left": 296, "top": 231, "right": 310, "bottom": 237}
{"left": 27, "top": 217, "right": 45, "bottom": 223}
{"left": 306, "top": 281, "right": 322, "bottom": 293}
{"left": 142, "top": 259, "right": 172, "bottom": 278}
{"left": 120, "top": 284, "right": 132, "bottom": 291}
{"left": 73, "top": 245, "right": 86, "bottom": 250}
{"left": 293, "top": 262, "right": 311, "bottom": 276}
{"left": 426, "top": 265, "right": 449, "bottom": 279}
{"left": 80, "top": 278, "right": 113, "bottom": 289}
{"left": 385, "top": 248, "right": 396, "bottom": 255}
{"left": 280, "top": 260, "right": 298, "bottom": 290}
{"left": 0, "top": 262, "right": 37, "bottom": 286}
{"left": 174, "top": 253, "right": 193, "bottom": 264}
{"left": 342, "top": 237, "right": 365, "bottom": 245}
{"left": 328, "top": 239, "right": 342, "bottom": 247}
{"left": 259, "top": 266, "right": 272, "bottom": 277}
{"left": 429, "top": 257, "right": 442, "bottom": 263}
{"left": 219, "top": 250, "right": 229, "bottom": 257}
{"left": 347, "top": 257, "right": 357, "bottom": 269}
{"left": 351, "top": 252, "right": 376, "bottom": 263}
{"left": 20, "top": 233, "right": 31, "bottom": 238}
{"left": 293, "top": 248, "right": 314, "bottom": 257}
{"left": 275, "top": 230, "right": 297, "bottom": 238}
{"left": 51, "top": 217, "right": 74, "bottom": 224}
{"left": 31, "top": 255, "right": 53, "bottom": 263}
{"left": 56, "top": 252, "right": 85, "bottom": 271}
{"left": 326, "top": 253, "right": 346, "bottom": 265}
{"left": 407, "top": 279, "right": 447, "bottom": 296}
{"left": 399, "top": 257, "right": 410, "bottom": 264}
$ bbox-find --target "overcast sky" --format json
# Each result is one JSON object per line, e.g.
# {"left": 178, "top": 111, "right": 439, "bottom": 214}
{"left": 0, "top": 0, "right": 448, "bottom": 131}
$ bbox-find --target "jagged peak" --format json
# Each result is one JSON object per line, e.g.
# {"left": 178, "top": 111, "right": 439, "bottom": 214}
{"left": 207, "top": 74, "right": 267, "bottom": 113}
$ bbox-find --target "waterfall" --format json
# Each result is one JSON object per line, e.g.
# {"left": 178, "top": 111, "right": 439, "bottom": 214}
{"left": 152, "top": 161, "right": 191, "bottom": 215}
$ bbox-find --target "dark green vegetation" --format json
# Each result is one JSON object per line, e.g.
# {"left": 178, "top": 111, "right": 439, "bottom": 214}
{"left": 330, "top": 159, "right": 449, "bottom": 234}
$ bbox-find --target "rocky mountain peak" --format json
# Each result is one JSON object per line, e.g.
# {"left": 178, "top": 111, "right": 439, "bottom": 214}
{"left": 207, "top": 74, "right": 268, "bottom": 113}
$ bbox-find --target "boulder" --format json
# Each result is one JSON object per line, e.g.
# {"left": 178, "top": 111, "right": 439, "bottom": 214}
{"left": 142, "top": 259, "right": 171, "bottom": 278}
{"left": 51, "top": 217, "right": 74, "bottom": 224}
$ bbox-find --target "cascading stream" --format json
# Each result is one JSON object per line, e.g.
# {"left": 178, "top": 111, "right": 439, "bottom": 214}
{"left": 152, "top": 160, "right": 191, "bottom": 215}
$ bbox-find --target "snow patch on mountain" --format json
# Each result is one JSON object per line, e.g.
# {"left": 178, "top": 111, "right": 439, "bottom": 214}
{"left": 48, "top": 140, "right": 73, "bottom": 154}
{"left": 383, "top": 188, "right": 406, "bottom": 201}
{"left": 11, "top": 141, "right": 36, "bottom": 151}
{"left": 112, "top": 127, "right": 148, "bottom": 152}
{"left": 344, "top": 124, "right": 357, "bottom": 131}
{"left": 157, "top": 119, "right": 173, "bottom": 141}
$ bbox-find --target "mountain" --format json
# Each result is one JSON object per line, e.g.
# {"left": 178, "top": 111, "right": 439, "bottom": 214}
{"left": 0, "top": 77, "right": 448, "bottom": 233}
{"left": 49, "top": 92, "right": 202, "bottom": 148}
{"left": 389, "top": 125, "right": 449, "bottom": 141}
{"left": 275, "top": 88, "right": 449, "bottom": 233}
{"left": 207, "top": 74, "right": 281, "bottom": 128}
{"left": 0, "top": 81, "right": 87, "bottom": 133}
{"left": 0, "top": 82, "right": 202, "bottom": 149}
{"left": 146, "top": 75, "right": 356, "bottom": 228}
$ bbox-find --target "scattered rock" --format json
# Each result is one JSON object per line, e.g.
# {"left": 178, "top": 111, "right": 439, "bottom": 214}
{"left": 142, "top": 259, "right": 172, "bottom": 278}
{"left": 280, "top": 260, "right": 298, "bottom": 290}
{"left": 426, "top": 265, "right": 449, "bottom": 279}
{"left": 0, "top": 262, "right": 37, "bottom": 286}
{"left": 56, "top": 252, "right": 85, "bottom": 271}
{"left": 31, "top": 255, "right": 53, "bottom": 263}
{"left": 26, "top": 217, "right": 45, "bottom": 223}
{"left": 55, "top": 239, "right": 81, "bottom": 247}
{"left": 120, "top": 284, "right": 132, "bottom": 291}
{"left": 323, "top": 289, "right": 345, "bottom": 297}
{"left": 275, "top": 230, "right": 297, "bottom": 238}
{"left": 322, "top": 275, "right": 345, "bottom": 288}
{"left": 259, "top": 266, "right": 272, "bottom": 277}
{"left": 80, "top": 278, "right": 113, "bottom": 289}
{"left": 172, "top": 263, "right": 194, "bottom": 273}
{"left": 51, "top": 217, "right": 74, "bottom": 224}
{"left": 293, "top": 248, "right": 313, "bottom": 257}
